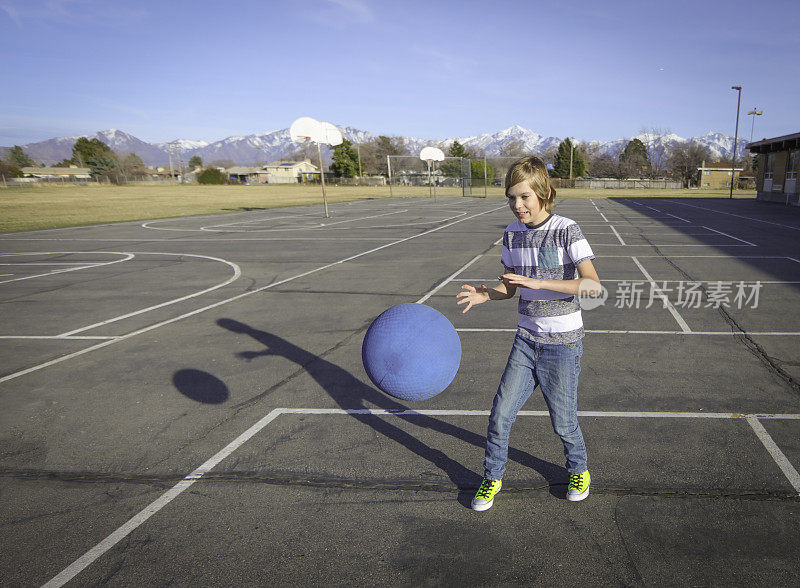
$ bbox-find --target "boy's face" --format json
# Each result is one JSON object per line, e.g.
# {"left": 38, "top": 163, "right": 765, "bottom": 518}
{"left": 506, "top": 181, "right": 548, "bottom": 225}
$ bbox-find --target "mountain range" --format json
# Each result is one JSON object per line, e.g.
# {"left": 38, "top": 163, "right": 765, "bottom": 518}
{"left": 3, "top": 126, "right": 749, "bottom": 167}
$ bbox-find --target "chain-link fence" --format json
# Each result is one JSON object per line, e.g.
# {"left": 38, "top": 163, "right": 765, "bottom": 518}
{"left": 387, "top": 156, "right": 472, "bottom": 198}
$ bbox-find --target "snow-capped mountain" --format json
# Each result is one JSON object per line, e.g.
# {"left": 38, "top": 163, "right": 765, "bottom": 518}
{"left": 6, "top": 125, "right": 750, "bottom": 167}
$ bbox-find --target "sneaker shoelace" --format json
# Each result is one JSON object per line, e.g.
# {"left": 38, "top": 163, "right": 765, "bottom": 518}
{"left": 568, "top": 474, "right": 583, "bottom": 490}
{"left": 476, "top": 481, "right": 496, "bottom": 499}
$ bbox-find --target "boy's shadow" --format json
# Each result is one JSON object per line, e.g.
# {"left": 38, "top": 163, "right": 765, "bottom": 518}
{"left": 217, "top": 318, "right": 566, "bottom": 504}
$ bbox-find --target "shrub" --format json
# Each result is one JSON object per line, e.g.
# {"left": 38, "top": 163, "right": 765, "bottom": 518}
{"left": 197, "top": 167, "right": 227, "bottom": 185}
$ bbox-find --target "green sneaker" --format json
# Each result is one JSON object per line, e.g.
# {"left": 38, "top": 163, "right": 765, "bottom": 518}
{"left": 471, "top": 478, "right": 502, "bottom": 511}
{"left": 567, "top": 470, "right": 590, "bottom": 501}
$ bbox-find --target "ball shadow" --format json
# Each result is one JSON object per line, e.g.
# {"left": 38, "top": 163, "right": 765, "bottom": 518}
{"left": 173, "top": 369, "right": 230, "bottom": 404}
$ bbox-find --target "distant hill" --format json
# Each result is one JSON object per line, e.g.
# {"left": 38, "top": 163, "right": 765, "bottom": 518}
{"left": 3, "top": 126, "right": 751, "bottom": 167}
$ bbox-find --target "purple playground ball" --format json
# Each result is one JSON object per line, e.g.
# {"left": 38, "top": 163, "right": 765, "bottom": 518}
{"left": 362, "top": 303, "right": 462, "bottom": 401}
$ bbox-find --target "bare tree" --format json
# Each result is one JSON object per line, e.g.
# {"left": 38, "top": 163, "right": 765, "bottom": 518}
{"left": 667, "top": 141, "right": 712, "bottom": 187}
{"left": 639, "top": 127, "right": 673, "bottom": 178}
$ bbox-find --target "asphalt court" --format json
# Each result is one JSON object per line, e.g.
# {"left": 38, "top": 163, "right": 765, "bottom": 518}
{"left": 1, "top": 195, "right": 800, "bottom": 586}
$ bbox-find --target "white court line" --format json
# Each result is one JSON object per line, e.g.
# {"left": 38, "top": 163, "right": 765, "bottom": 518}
{"left": 592, "top": 255, "right": 792, "bottom": 258}
{"left": 58, "top": 252, "right": 242, "bottom": 337}
{"left": 0, "top": 335, "right": 118, "bottom": 340}
{"left": 200, "top": 209, "right": 409, "bottom": 232}
{"left": 416, "top": 255, "right": 483, "bottom": 304}
{"left": 591, "top": 244, "right": 753, "bottom": 247}
{"left": 143, "top": 211, "right": 467, "bottom": 233}
{"left": 452, "top": 279, "right": 800, "bottom": 284}
{"left": 415, "top": 235, "right": 503, "bottom": 304}
{"left": 0, "top": 253, "right": 133, "bottom": 285}
{"left": 746, "top": 416, "right": 800, "bottom": 495}
{"left": 702, "top": 226, "right": 757, "bottom": 246}
{"left": 664, "top": 212, "right": 691, "bottom": 222}
{"left": 456, "top": 329, "right": 800, "bottom": 335}
{"left": 631, "top": 257, "right": 692, "bottom": 333}
{"left": 41, "top": 407, "right": 286, "bottom": 588}
{"left": 668, "top": 201, "right": 800, "bottom": 232}
{"left": 584, "top": 232, "right": 727, "bottom": 236}
{"left": 43, "top": 406, "right": 800, "bottom": 587}
{"left": 0, "top": 237, "right": 396, "bottom": 242}
{"left": 281, "top": 408, "right": 800, "bottom": 419}
{"left": 0, "top": 205, "right": 506, "bottom": 384}
{"left": 609, "top": 226, "right": 626, "bottom": 245}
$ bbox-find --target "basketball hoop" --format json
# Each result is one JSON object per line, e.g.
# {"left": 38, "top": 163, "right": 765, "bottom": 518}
{"left": 419, "top": 147, "right": 445, "bottom": 200}
{"left": 289, "top": 117, "right": 344, "bottom": 218}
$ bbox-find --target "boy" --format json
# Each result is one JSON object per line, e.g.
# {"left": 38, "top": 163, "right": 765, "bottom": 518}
{"left": 456, "top": 155, "right": 602, "bottom": 511}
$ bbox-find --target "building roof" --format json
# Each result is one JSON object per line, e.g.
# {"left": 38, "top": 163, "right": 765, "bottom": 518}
{"left": 697, "top": 164, "right": 743, "bottom": 171}
{"left": 226, "top": 166, "right": 269, "bottom": 174}
{"left": 747, "top": 131, "right": 800, "bottom": 153}
{"left": 264, "top": 160, "right": 317, "bottom": 170}
{"left": 21, "top": 167, "right": 91, "bottom": 176}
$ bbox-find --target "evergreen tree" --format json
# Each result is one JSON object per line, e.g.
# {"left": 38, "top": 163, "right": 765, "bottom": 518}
{"left": 441, "top": 140, "right": 473, "bottom": 177}
{"left": 619, "top": 138, "right": 651, "bottom": 176}
{"left": 5, "top": 145, "right": 34, "bottom": 168}
{"left": 330, "top": 139, "right": 359, "bottom": 177}
{"left": 71, "top": 137, "right": 112, "bottom": 167}
{"left": 188, "top": 155, "right": 203, "bottom": 170}
{"left": 553, "top": 139, "right": 585, "bottom": 178}
{"left": 70, "top": 137, "right": 121, "bottom": 179}
{"left": 448, "top": 140, "right": 470, "bottom": 159}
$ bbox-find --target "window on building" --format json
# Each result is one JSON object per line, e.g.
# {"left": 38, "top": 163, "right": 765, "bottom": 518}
{"left": 787, "top": 150, "right": 799, "bottom": 180}
{"left": 765, "top": 153, "right": 775, "bottom": 179}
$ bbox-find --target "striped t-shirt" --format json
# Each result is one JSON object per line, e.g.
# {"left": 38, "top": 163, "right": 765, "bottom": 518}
{"left": 500, "top": 213, "right": 595, "bottom": 344}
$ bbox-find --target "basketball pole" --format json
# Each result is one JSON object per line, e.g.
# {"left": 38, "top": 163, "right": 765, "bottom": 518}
{"left": 316, "top": 140, "right": 330, "bottom": 218}
{"left": 427, "top": 160, "right": 432, "bottom": 198}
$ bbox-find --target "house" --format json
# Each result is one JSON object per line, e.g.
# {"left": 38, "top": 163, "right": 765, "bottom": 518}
{"left": 263, "top": 160, "right": 318, "bottom": 184}
{"left": 21, "top": 166, "right": 92, "bottom": 180}
{"left": 747, "top": 132, "right": 800, "bottom": 206}
{"left": 226, "top": 166, "right": 271, "bottom": 184}
{"left": 696, "top": 162, "right": 743, "bottom": 189}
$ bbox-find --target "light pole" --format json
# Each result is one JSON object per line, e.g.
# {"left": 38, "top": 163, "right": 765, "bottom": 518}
{"left": 569, "top": 138, "right": 574, "bottom": 181}
{"left": 730, "top": 86, "right": 742, "bottom": 199}
{"left": 747, "top": 108, "right": 763, "bottom": 143}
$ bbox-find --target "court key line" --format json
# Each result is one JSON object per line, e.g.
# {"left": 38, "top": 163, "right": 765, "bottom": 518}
{"left": 0, "top": 204, "right": 506, "bottom": 385}
{"left": 456, "top": 329, "right": 800, "bottom": 336}
{"left": 0, "top": 252, "right": 133, "bottom": 285}
{"left": 42, "top": 407, "right": 800, "bottom": 587}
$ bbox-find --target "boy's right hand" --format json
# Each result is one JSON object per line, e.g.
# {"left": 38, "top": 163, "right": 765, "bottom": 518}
{"left": 456, "top": 284, "right": 490, "bottom": 314}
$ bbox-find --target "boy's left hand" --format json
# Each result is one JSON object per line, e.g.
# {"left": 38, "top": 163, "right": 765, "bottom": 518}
{"left": 501, "top": 273, "right": 542, "bottom": 290}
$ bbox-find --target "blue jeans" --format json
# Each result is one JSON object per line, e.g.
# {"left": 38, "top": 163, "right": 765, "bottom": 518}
{"left": 484, "top": 335, "right": 588, "bottom": 479}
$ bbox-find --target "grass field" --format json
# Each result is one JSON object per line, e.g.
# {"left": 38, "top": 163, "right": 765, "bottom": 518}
{"left": 0, "top": 182, "right": 757, "bottom": 233}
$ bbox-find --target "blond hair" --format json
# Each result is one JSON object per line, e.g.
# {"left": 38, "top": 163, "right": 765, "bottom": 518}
{"left": 504, "top": 155, "right": 556, "bottom": 214}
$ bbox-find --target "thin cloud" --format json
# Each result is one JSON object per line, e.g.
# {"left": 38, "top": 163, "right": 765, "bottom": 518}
{"left": 326, "top": 0, "right": 374, "bottom": 23}
{"left": 0, "top": 0, "right": 147, "bottom": 27}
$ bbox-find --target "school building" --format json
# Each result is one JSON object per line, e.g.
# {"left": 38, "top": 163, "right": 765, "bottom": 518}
{"left": 747, "top": 131, "right": 800, "bottom": 206}
{"left": 696, "top": 162, "right": 743, "bottom": 189}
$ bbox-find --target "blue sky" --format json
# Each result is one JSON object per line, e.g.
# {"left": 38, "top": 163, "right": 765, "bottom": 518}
{"left": 1, "top": 0, "right": 797, "bottom": 146}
